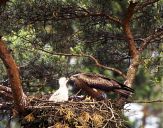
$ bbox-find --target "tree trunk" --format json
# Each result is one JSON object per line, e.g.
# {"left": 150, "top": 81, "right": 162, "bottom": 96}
{"left": 115, "top": 2, "right": 140, "bottom": 108}
{"left": 0, "top": 38, "right": 27, "bottom": 114}
{"left": 125, "top": 55, "right": 140, "bottom": 87}
{"left": 122, "top": 1, "right": 140, "bottom": 88}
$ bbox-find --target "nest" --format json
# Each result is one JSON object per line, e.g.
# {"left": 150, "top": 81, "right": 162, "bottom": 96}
{"left": 21, "top": 96, "right": 127, "bottom": 128}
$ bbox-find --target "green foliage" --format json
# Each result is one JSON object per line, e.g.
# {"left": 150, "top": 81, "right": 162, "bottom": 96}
{"left": 134, "top": 49, "right": 162, "bottom": 100}
{"left": 0, "top": 0, "right": 162, "bottom": 127}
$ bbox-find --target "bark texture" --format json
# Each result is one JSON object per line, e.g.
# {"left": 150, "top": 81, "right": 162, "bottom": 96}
{"left": 123, "top": 1, "right": 140, "bottom": 88}
{"left": 0, "top": 38, "right": 27, "bottom": 113}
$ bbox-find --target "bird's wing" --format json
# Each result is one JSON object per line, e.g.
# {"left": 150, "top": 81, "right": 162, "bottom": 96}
{"left": 69, "top": 73, "right": 134, "bottom": 98}
{"left": 69, "top": 75, "right": 105, "bottom": 100}
{"left": 77, "top": 73, "right": 120, "bottom": 89}
{"left": 74, "top": 73, "right": 134, "bottom": 93}
{"left": 77, "top": 82, "right": 106, "bottom": 100}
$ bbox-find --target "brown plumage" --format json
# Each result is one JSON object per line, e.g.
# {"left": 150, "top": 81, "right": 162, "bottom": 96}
{"left": 68, "top": 73, "right": 134, "bottom": 100}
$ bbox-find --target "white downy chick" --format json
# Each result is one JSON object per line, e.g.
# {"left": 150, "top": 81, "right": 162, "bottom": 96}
{"left": 49, "top": 77, "right": 68, "bottom": 102}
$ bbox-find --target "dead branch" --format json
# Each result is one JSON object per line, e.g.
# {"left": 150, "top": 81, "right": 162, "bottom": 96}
{"left": 130, "top": 99, "right": 163, "bottom": 104}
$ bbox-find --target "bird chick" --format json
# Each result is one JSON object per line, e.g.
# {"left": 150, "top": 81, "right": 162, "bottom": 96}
{"left": 49, "top": 77, "right": 69, "bottom": 102}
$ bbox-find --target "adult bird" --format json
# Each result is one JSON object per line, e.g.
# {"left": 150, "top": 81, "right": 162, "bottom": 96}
{"left": 49, "top": 77, "right": 69, "bottom": 102}
{"left": 67, "top": 73, "right": 134, "bottom": 100}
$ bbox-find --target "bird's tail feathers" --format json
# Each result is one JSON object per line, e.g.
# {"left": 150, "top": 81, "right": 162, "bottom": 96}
{"left": 121, "top": 85, "right": 134, "bottom": 93}
{"left": 115, "top": 89, "right": 133, "bottom": 98}
{"left": 110, "top": 80, "right": 134, "bottom": 93}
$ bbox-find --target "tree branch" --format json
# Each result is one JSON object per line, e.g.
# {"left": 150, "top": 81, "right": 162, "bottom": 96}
{"left": 49, "top": 13, "right": 122, "bottom": 25}
{"left": 88, "top": 13, "right": 122, "bottom": 24}
{"left": 0, "top": 84, "right": 12, "bottom": 93}
{"left": 0, "top": 84, "right": 13, "bottom": 100}
{"left": 140, "top": 30, "right": 163, "bottom": 51}
{"left": 27, "top": 47, "right": 127, "bottom": 78}
{"left": 129, "top": 99, "right": 163, "bottom": 104}
{"left": 28, "top": 6, "right": 121, "bottom": 25}
{"left": 0, "top": 90, "right": 13, "bottom": 100}
{"left": 135, "top": 0, "right": 160, "bottom": 12}
{"left": 72, "top": 7, "right": 122, "bottom": 24}
{"left": 87, "top": 55, "right": 127, "bottom": 79}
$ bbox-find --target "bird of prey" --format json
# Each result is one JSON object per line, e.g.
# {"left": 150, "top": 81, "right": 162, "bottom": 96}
{"left": 49, "top": 77, "right": 69, "bottom": 102}
{"left": 67, "top": 73, "right": 134, "bottom": 100}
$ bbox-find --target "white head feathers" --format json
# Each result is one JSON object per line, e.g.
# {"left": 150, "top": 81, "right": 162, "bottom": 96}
{"left": 59, "top": 77, "right": 68, "bottom": 87}
{"left": 49, "top": 77, "right": 69, "bottom": 102}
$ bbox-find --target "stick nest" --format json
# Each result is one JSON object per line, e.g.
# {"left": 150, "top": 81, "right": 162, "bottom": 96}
{"left": 21, "top": 96, "right": 126, "bottom": 128}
